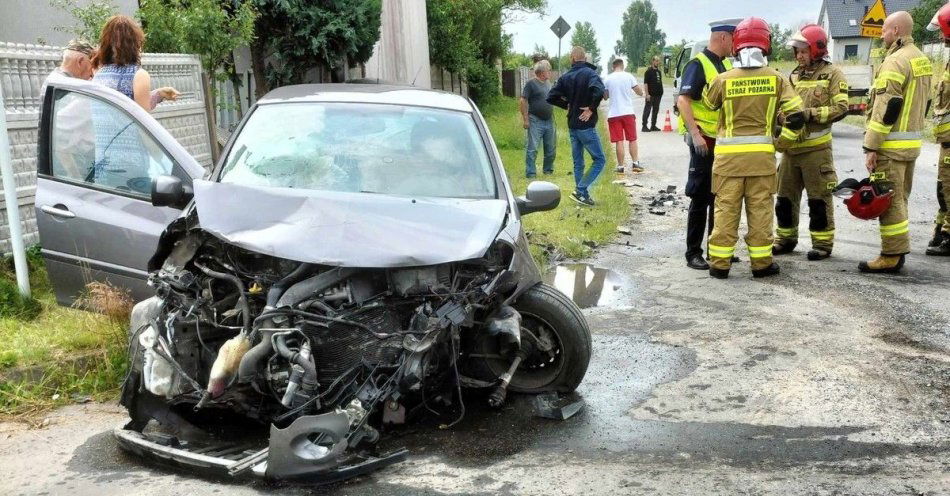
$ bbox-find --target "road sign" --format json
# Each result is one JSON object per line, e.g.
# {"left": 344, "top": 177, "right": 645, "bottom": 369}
{"left": 861, "top": 0, "right": 886, "bottom": 38}
{"left": 551, "top": 16, "right": 570, "bottom": 39}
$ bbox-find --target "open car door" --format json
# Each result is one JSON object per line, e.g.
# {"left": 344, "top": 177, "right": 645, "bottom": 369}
{"left": 35, "top": 73, "right": 206, "bottom": 305}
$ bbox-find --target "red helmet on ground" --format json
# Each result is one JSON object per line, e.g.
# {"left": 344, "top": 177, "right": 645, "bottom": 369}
{"left": 928, "top": 3, "right": 950, "bottom": 38}
{"left": 733, "top": 17, "right": 772, "bottom": 56}
{"left": 836, "top": 178, "right": 894, "bottom": 220}
{"left": 788, "top": 24, "right": 828, "bottom": 60}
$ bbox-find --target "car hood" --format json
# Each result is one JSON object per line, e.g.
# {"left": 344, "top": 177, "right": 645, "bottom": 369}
{"left": 192, "top": 180, "right": 509, "bottom": 267}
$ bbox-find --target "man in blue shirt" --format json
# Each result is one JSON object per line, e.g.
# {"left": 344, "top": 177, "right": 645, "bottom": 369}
{"left": 677, "top": 19, "right": 740, "bottom": 270}
{"left": 547, "top": 46, "right": 606, "bottom": 206}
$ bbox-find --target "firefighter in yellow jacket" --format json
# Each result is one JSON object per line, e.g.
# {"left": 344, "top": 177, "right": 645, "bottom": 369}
{"left": 926, "top": 4, "right": 950, "bottom": 257}
{"left": 773, "top": 25, "right": 850, "bottom": 261}
{"left": 860, "top": 11, "right": 932, "bottom": 273}
{"left": 702, "top": 18, "right": 805, "bottom": 279}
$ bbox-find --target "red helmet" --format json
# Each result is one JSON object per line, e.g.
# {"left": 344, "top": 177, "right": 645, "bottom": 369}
{"left": 788, "top": 24, "right": 828, "bottom": 60}
{"left": 733, "top": 17, "right": 772, "bottom": 56}
{"left": 835, "top": 178, "right": 893, "bottom": 220}
{"left": 928, "top": 3, "right": 950, "bottom": 38}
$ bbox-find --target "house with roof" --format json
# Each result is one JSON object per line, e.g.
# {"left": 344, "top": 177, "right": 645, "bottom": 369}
{"left": 818, "top": 0, "right": 921, "bottom": 63}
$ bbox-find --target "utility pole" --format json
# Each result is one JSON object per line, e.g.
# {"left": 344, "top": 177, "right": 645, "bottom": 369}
{"left": 0, "top": 83, "right": 30, "bottom": 297}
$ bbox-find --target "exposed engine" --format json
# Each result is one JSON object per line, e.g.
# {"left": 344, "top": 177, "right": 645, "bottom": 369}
{"left": 121, "top": 230, "right": 527, "bottom": 479}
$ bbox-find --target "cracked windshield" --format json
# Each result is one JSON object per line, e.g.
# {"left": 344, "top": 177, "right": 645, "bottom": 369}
{"left": 219, "top": 102, "right": 497, "bottom": 199}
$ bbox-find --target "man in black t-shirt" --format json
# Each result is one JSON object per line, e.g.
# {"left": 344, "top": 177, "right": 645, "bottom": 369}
{"left": 641, "top": 56, "right": 664, "bottom": 131}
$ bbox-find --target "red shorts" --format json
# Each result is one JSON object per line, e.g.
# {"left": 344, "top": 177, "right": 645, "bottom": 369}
{"left": 607, "top": 115, "right": 637, "bottom": 142}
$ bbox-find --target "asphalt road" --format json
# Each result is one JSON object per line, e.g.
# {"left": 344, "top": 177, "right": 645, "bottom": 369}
{"left": 1, "top": 90, "right": 949, "bottom": 495}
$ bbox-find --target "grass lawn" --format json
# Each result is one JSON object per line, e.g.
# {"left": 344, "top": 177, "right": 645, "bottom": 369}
{"left": 480, "top": 97, "right": 631, "bottom": 263}
{"left": 0, "top": 253, "right": 129, "bottom": 417}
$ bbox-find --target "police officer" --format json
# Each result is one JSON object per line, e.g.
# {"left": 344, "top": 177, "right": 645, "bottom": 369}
{"left": 773, "top": 25, "right": 850, "bottom": 261}
{"left": 860, "top": 11, "right": 932, "bottom": 273}
{"left": 926, "top": 4, "right": 950, "bottom": 257}
{"left": 702, "top": 17, "right": 804, "bottom": 279}
{"left": 677, "top": 19, "right": 741, "bottom": 270}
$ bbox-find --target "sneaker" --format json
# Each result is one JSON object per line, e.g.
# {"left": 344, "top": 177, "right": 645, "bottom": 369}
{"left": 615, "top": 166, "right": 625, "bottom": 174}
{"left": 650, "top": 126, "right": 662, "bottom": 132}
{"left": 641, "top": 127, "right": 649, "bottom": 132}
{"left": 570, "top": 191, "right": 595, "bottom": 206}
{"left": 630, "top": 161, "right": 645, "bottom": 173}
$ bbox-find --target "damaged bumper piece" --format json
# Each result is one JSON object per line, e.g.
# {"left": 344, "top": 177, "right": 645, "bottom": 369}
{"left": 113, "top": 410, "right": 408, "bottom": 482}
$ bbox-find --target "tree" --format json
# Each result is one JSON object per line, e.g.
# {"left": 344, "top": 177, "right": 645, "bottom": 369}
{"left": 570, "top": 21, "right": 600, "bottom": 67}
{"left": 427, "top": 0, "right": 546, "bottom": 102}
{"left": 769, "top": 23, "right": 794, "bottom": 62}
{"left": 667, "top": 38, "right": 688, "bottom": 77}
{"left": 249, "top": 0, "right": 382, "bottom": 96}
{"left": 50, "top": 0, "right": 118, "bottom": 44}
{"left": 532, "top": 43, "right": 550, "bottom": 60}
{"left": 178, "top": 0, "right": 256, "bottom": 123}
{"left": 615, "top": 0, "right": 666, "bottom": 71}
{"left": 912, "top": 0, "right": 944, "bottom": 46}
{"left": 137, "top": 0, "right": 185, "bottom": 53}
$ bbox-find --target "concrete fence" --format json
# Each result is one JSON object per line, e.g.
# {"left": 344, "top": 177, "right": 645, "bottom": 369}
{"left": 0, "top": 41, "right": 214, "bottom": 253}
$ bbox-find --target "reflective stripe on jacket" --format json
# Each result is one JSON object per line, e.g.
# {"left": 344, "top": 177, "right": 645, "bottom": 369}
{"left": 702, "top": 66, "right": 804, "bottom": 177}
{"left": 864, "top": 36, "right": 932, "bottom": 161}
{"left": 934, "top": 60, "right": 950, "bottom": 143}
{"left": 787, "top": 61, "right": 849, "bottom": 155}
{"left": 678, "top": 52, "right": 733, "bottom": 137}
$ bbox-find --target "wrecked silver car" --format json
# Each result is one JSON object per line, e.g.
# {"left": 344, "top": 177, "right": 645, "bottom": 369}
{"left": 35, "top": 76, "right": 591, "bottom": 482}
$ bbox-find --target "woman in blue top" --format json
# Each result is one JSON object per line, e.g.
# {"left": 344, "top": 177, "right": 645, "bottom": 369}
{"left": 89, "top": 15, "right": 179, "bottom": 191}
{"left": 92, "top": 15, "right": 178, "bottom": 111}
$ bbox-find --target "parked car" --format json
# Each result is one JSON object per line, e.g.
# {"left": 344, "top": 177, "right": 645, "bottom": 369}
{"left": 35, "top": 73, "right": 592, "bottom": 482}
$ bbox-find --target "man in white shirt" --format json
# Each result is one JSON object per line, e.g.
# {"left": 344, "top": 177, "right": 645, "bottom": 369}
{"left": 603, "top": 58, "right": 644, "bottom": 173}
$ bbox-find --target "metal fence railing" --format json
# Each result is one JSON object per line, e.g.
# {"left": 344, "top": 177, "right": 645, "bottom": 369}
{"left": 0, "top": 41, "right": 214, "bottom": 253}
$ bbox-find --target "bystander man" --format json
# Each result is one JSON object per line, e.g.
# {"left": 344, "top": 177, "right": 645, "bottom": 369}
{"left": 521, "top": 60, "right": 556, "bottom": 178}
{"left": 604, "top": 58, "right": 644, "bottom": 173}
{"left": 547, "top": 46, "right": 606, "bottom": 206}
{"left": 642, "top": 56, "right": 664, "bottom": 132}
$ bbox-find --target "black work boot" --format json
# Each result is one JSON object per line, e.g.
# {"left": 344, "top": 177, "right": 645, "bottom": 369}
{"left": 687, "top": 254, "right": 710, "bottom": 270}
{"left": 807, "top": 248, "right": 832, "bottom": 261}
{"left": 926, "top": 238, "right": 950, "bottom": 256}
{"left": 858, "top": 254, "right": 905, "bottom": 274}
{"left": 928, "top": 225, "right": 946, "bottom": 248}
{"left": 772, "top": 240, "right": 797, "bottom": 255}
{"left": 752, "top": 263, "right": 781, "bottom": 278}
{"left": 709, "top": 267, "right": 729, "bottom": 279}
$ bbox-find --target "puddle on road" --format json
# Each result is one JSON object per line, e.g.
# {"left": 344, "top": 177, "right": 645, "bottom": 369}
{"left": 542, "top": 263, "right": 628, "bottom": 309}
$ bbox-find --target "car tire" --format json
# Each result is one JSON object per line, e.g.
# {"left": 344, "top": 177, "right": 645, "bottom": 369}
{"left": 508, "top": 283, "right": 592, "bottom": 393}
{"left": 466, "top": 283, "right": 592, "bottom": 393}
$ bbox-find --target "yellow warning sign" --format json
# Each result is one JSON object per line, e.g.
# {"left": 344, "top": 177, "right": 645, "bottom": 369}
{"left": 861, "top": 0, "right": 887, "bottom": 38}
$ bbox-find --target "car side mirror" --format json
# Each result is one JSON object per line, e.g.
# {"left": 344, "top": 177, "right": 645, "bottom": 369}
{"left": 151, "top": 175, "right": 193, "bottom": 209}
{"left": 516, "top": 181, "right": 560, "bottom": 216}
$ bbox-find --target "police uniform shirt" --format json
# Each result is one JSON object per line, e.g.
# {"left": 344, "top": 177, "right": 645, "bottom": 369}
{"left": 679, "top": 48, "right": 729, "bottom": 100}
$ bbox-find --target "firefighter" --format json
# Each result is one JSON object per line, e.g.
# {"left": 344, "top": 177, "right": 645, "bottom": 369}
{"left": 927, "top": 4, "right": 950, "bottom": 257}
{"left": 677, "top": 19, "right": 741, "bottom": 271}
{"left": 702, "top": 17, "right": 805, "bottom": 279}
{"left": 773, "top": 25, "right": 850, "bottom": 261}
{"left": 860, "top": 11, "right": 932, "bottom": 273}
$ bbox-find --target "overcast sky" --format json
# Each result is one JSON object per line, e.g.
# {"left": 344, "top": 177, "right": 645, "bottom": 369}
{"left": 507, "top": 0, "right": 823, "bottom": 63}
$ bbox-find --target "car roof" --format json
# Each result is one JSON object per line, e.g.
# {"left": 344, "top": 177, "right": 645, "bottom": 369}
{"left": 257, "top": 84, "right": 475, "bottom": 113}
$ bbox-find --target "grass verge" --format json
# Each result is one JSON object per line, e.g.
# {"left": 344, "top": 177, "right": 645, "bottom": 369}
{"left": 480, "top": 97, "right": 631, "bottom": 264}
{"left": 0, "top": 252, "right": 130, "bottom": 418}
